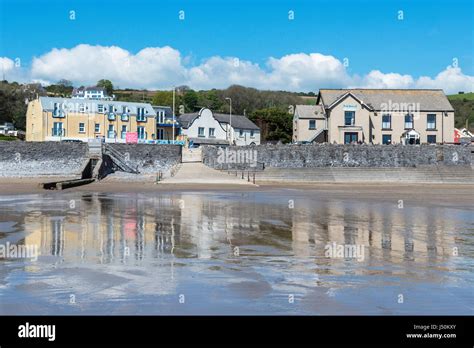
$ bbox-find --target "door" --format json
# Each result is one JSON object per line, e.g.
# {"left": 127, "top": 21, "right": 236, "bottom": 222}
{"left": 52, "top": 122, "right": 63, "bottom": 136}
{"left": 121, "top": 125, "right": 127, "bottom": 139}
{"left": 344, "top": 132, "right": 358, "bottom": 144}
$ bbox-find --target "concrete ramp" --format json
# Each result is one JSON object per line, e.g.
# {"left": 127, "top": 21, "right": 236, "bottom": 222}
{"left": 182, "top": 147, "right": 202, "bottom": 163}
{"left": 160, "top": 162, "right": 256, "bottom": 185}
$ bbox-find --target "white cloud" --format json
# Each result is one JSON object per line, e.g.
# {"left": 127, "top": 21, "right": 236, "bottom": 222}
{"left": 2, "top": 44, "right": 473, "bottom": 94}
{"left": 30, "top": 44, "right": 186, "bottom": 89}
{"left": 415, "top": 66, "right": 474, "bottom": 94}
{"left": 354, "top": 70, "right": 415, "bottom": 89}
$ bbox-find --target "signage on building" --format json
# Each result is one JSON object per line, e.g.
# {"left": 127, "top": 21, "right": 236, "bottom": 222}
{"left": 126, "top": 132, "right": 138, "bottom": 143}
{"left": 343, "top": 104, "right": 357, "bottom": 111}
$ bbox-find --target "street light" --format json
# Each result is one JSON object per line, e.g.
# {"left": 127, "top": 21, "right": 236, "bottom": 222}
{"left": 225, "top": 97, "right": 232, "bottom": 144}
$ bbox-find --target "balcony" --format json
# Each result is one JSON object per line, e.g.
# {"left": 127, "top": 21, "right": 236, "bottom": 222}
{"left": 52, "top": 110, "right": 65, "bottom": 118}
{"left": 121, "top": 113, "right": 129, "bottom": 122}
{"left": 108, "top": 113, "right": 116, "bottom": 121}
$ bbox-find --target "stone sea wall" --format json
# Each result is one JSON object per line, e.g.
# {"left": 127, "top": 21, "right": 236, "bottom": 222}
{"left": 202, "top": 144, "right": 472, "bottom": 169}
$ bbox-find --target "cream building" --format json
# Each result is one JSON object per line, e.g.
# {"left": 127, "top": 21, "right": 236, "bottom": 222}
{"left": 292, "top": 104, "right": 326, "bottom": 143}
{"left": 26, "top": 97, "right": 157, "bottom": 143}
{"left": 294, "top": 89, "right": 455, "bottom": 144}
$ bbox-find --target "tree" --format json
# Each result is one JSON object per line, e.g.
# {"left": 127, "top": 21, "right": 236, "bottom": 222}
{"left": 56, "top": 79, "right": 73, "bottom": 87}
{"left": 96, "top": 79, "right": 114, "bottom": 96}
{"left": 183, "top": 90, "right": 198, "bottom": 112}
{"left": 250, "top": 107, "right": 293, "bottom": 143}
{"left": 152, "top": 91, "right": 174, "bottom": 107}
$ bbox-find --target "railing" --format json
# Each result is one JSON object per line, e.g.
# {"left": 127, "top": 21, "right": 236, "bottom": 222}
{"left": 103, "top": 145, "right": 139, "bottom": 174}
{"left": 226, "top": 170, "right": 258, "bottom": 184}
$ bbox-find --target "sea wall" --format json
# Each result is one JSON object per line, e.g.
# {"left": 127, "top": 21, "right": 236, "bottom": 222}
{"left": 0, "top": 142, "right": 88, "bottom": 177}
{"left": 202, "top": 144, "right": 472, "bottom": 169}
{"left": 104, "top": 143, "right": 182, "bottom": 174}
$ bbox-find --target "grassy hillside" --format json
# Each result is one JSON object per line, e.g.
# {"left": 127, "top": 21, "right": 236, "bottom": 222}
{"left": 448, "top": 93, "right": 474, "bottom": 130}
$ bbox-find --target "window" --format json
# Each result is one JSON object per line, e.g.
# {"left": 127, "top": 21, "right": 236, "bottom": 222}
{"left": 209, "top": 128, "right": 215, "bottom": 137}
{"left": 157, "top": 129, "right": 164, "bottom": 140}
{"left": 344, "top": 111, "right": 355, "bottom": 126}
{"left": 427, "top": 114, "right": 436, "bottom": 130}
{"left": 98, "top": 104, "right": 104, "bottom": 113}
{"left": 198, "top": 127, "right": 205, "bottom": 137}
{"left": 405, "top": 114, "right": 414, "bottom": 129}
{"left": 158, "top": 110, "right": 165, "bottom": 124}
{"left": 382, "top": 134, "right": 392, "bottom": 145}
{"left": 137, "top": 107, "right": 146, "bottom": 122}
{"left": 53, "top": 102, "right": 60, "bottom": 117}
{"left": 107, "top": 125, "right": 115, "bottom": 138}
{"left": 427, "top": 135, "right": 437, "bottom": 144}
{"left": 94, "top": 123, "right": 100, "bottom": 133}
{"left": 309, "top": 120, "right": 316, "bottom": 130}
{"left": 121, "top": 125, "right": 127, "bottom": 139}
{"left": 344, "top": 132, "right": 358, "bottom": 144}
{"left": 108, "top": 104, "right": 115, "bottom": 120}
{"left": 79, "top": 104, "right": 86, "bottom": 113}
{"left": 382, "top": 114, "right": 391, "bottom": 129}
{"left": 250, "top": 130, "right": 255, "bottom": 138}
{"left": 79, "top": 123, "right": 85, "bottom": 133}
{"left": 239, "top": 129, "right": 244, "bottom": 137}
{"left": 121, "top": 106, "right": 129, "bottom": 121}
{"left": 52, "top": 122, "right": 63, "bottom": 136}
{"left": 137, "top": 126, "right": 146, "bottom": 140}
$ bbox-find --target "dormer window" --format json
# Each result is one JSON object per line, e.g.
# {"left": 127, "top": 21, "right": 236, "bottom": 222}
{"left": 137, "top": 107, "right": 146, "bottom": 122}
{"left": 121, "top": 106, "right": 129, "bottom": 121}
{"left": 108, "top": 104, "right": 115, "bottom": 120}
{"left": 52, "top": 102, "right": 61, "bottom": 117}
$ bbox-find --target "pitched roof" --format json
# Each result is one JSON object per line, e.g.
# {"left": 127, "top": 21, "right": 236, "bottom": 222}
{"left": 318, "top": 89, "right": 454, "bottom": 111}
{"left": 178, "top": 110, "right": 260, "bottom": 130}
{"left": 177, "top": 113, "right": 198, "bottom": 128}
{"left": 294, "top": 104, "right": 325, "bottom": 118}
{"left": 213, "top": 113, "right": 259, "bottom": 130}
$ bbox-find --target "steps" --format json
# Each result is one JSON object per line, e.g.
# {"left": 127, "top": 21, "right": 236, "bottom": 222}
{"left": 255, "top": 165, "right": 474, "bottom": 184}
{"left": 103, "top": 146, "right": 139, "bottom": 174}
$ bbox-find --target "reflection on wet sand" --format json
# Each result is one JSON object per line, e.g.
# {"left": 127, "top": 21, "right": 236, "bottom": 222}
{"left": 1, "top": 190, "right": 472, "bottom": 314}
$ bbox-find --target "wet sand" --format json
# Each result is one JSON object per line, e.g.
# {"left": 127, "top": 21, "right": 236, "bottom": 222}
{"left": 0, "top": 177, "right": 473, "bottom": 207}
{"left": 0, "top": 187, "right": 473, "bottom": 314}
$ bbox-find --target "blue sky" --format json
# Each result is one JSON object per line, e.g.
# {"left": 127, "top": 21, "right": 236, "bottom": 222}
{"left": 0, "top": 0, "right": 473, "bottom": 92}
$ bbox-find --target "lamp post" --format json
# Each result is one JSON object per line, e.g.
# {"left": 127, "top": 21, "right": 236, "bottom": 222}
{"left": 172, "top": 87, "right": 175, "bottom": 144}
{"left": 225, "top": 97, "right": 232, "bottom": 144}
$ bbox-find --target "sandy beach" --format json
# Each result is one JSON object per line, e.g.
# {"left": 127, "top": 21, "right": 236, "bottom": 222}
{"left": 0, "top": 176, "right": 473, "bottom": 208}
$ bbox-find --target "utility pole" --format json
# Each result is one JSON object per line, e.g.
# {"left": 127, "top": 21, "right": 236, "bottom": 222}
{"left": 225, "top": 97, "right": 232, "bottom": 144}
{"left": 172, "top": 87, "right": 175, "bottom": 144}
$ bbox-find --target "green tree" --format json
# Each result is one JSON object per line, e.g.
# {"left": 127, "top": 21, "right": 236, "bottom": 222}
{"left": 183, "top": 90, "right": 198, "bottom": 112}
{"left": 250, "top": 107, "right": 293, "bottom": 143}
{"left": 152, "top": 91, "right": 174, "bottom": 107}
{"left": 96, "top": 79, "right": 114, "bottom": 96}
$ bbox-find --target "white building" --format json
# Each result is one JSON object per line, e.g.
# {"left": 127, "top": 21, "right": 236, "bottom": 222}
{"left": 72, "top": 86, "right": 112, "bottom": 100}
{"left": 178, "top": 108, "right": 260, "bottom": 146}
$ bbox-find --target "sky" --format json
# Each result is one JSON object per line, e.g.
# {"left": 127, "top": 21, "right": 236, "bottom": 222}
{"left": 0, "top": 0, "right": 473, "bottom": 93}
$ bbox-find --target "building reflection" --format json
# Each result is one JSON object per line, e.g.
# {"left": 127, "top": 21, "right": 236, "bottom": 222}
{"left": 21, "top": 193, "right": 458, "bottom": 276}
